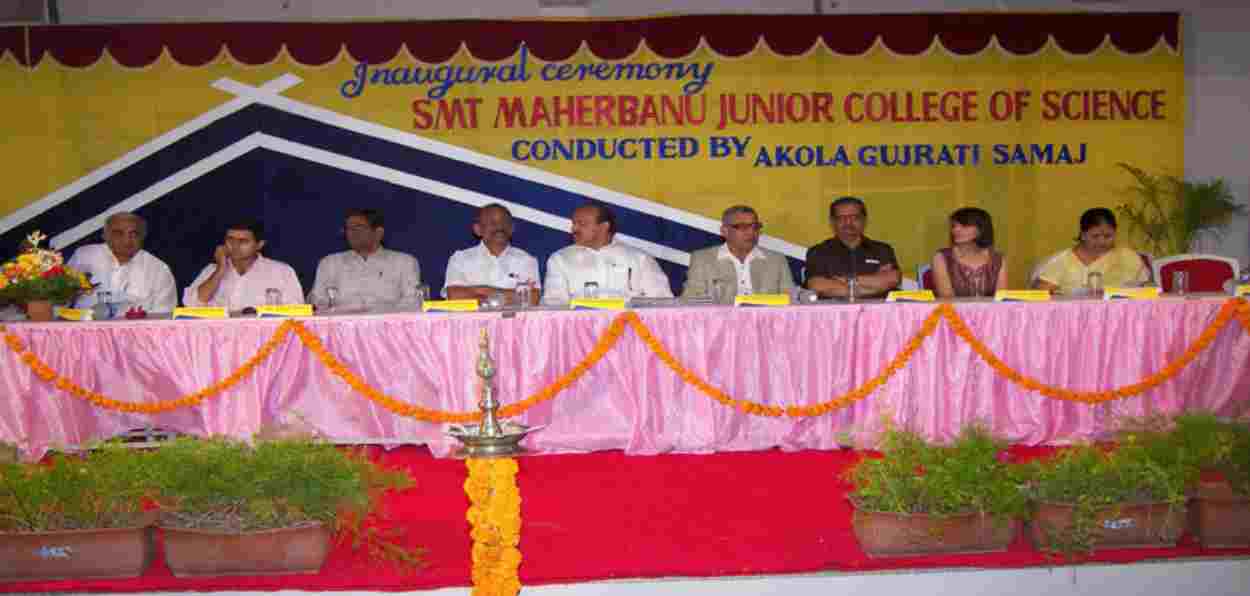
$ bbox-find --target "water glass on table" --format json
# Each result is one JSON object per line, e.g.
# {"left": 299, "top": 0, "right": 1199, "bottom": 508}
{"left": 1086, "top": 271, "right": 1103, "bottom": 297}
{"left": 324, "top": 286, "right": 339, "bottom": 311}
{"left": 265, "top": 288, "right": 282, "bottom": 306}
{"left": 514, "top": 280, "right": 533, "bottom": 309}
{"left": 583, "top": 281, "right": 600, "bottom": 300}
{"left": 414, "top": 284, "right": 430, "bottom": 309}
{"left": 1171, "top": 271, "right": 1188, "bottom": 295}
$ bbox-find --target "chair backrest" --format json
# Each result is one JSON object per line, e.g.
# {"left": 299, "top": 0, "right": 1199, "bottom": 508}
{"left": 1138, "top": 252, "right": 1154, "bottom": 283}
{"left": 917, "top": 264, "right": 935, "bottom": 291}
{"left": 1153, "top": 253, "right": 1239, "bottom": 292}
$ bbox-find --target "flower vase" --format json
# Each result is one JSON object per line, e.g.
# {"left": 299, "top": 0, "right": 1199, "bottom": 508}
{"left": 24, "top": 300, "right": 54, "bottom": 322}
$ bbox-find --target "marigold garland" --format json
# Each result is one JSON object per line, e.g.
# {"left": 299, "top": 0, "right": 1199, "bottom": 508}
{"left": 465, "top": 457, "right": 522, "bottom": 596}
{"left": 941, "top": 299, "right": 1242, "bottom": 404}
{"left": 625, "top": 307, "right": 945, "bottom": 417}
{"left": 0, "top": 321, "right": 295, "bottom": 413}
{"left": 289, "top": 315, "right": 629, "bottom": 423}
{"left": 4, "top": 298, "right": 1249, "bottom": 419}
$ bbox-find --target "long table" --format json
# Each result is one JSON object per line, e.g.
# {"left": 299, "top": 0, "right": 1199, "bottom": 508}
{"left": 2, "top": 297, "right": 1248, "bottom": 460}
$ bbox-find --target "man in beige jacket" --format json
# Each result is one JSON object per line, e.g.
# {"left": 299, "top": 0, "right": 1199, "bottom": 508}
{"left": 682, "top": 205, "right": 796, "bottom": 303}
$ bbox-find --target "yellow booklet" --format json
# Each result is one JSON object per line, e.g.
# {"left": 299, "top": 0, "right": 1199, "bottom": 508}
{"left": 56, "top": 307, "right": 92, "bottom": 321}
{"left": 1236, "top": 284, "right": 1250, "bottom": 297}
{"left": 993, "top": 290, "right": 1052, "bottom": 302}
{"left": 422, "top": 299, "right": 481, "bottom": 312}
{"left": 256, "top": 304, "right": 314, "bottom": 318}
{"left": 173, "top": 307, "right": 228, "bottom": 320}
{"left": 1103, "top": 287, "right": 1160, "bottom": 301}
{"left": 886, "top": 290, "right": 936, "bottom": 303}
{"left": 569, "top": 298, "right": 627, "bottom": 310}
{"left": 734, "top": 293, "right": 791, "bottom": 307}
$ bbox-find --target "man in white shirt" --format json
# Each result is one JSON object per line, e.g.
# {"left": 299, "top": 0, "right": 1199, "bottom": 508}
{"left": 307, "top": 208, "right": 421, "bottom": 309}
{"left": 681, "top": 205, "right": 796, "bottom": 303}
{"left": 67, "top": 212, "right": 178, "bottom": 314}
{"left": 444, "top": 203, "right": 540, "bottom": 306}
{"left": 542, "top": 202, "right": 673, "bottom": 303}
{"left": 183, "top": 220, "right": 303, "bottom": 311}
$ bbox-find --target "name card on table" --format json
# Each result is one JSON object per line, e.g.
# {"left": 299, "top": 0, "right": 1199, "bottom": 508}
{"left": 886, "top": 290, "right": 936, "bottom": 303}
{"left": 1236, "top": 284, "right": 1250, "bottom": 297}
{"left": 255, "top": 304, "right": 314, "bottom": 318}
{"left": 422, "top": 299, "right": 480, "bottom": 312}
{"left": 173, "top": 307, "right": 228, "bottom": 320}
{"left": 993, "top": 290, "right": 1052, "bottom": 302}
{"left": 1103, "top": 287, "right": 1161, "bottom": 301}
{"left": 56, "top": 307, "right": 92, "bottom": 321}
{"left": 569, "top": 298, "right": 627, "bottom": 311}
{"left": 734, "top": 293, "right": 791, "bottom": 307}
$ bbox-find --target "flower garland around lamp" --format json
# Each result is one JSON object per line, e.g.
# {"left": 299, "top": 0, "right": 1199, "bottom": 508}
{"left": 0, "top": 231, "right": 92, "bottom": 321}
{"left": 465, "top": 457, "right": 522, "bottom": 596}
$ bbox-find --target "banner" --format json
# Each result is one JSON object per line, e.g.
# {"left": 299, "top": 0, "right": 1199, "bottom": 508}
{"left": 0, "top": 14, "right": 1183, "bottom": 294}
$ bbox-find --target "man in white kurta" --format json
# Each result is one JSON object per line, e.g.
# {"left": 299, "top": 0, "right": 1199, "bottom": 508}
{"left": 443, "top": 204, "right": 540, "bottom": 305}
{"left": 182, "top": 221, "right": 303, "bottom": 311}
{"left": 308, "top": 209, "right": 421, "bottom": 309}
{"left": 67, "top": 212, "right": 178, "bottom": 314}
{"left": 542, "top": 203, "right": 673, "bottom": 303}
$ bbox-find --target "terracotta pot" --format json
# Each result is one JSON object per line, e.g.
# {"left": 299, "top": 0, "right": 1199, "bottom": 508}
{"left": 24, "top": 300, "right": 54, "bottom": 322}
{"left": 1031, "top": 500, "right": 1185, "bottom": 551}
{"left": 161, "top": 522, "right": 332, "bottom": 577}
{"left": 1190, "top": 480, "right": 1250, "bottom": 548}
{"left": 851, "top": 507, "right": 1018, "bottom": 557}
{"left": 0, "top": 526, "right": 154, "bottom": 581}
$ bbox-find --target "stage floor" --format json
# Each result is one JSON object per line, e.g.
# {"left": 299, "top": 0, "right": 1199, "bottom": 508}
{"left": 3, "top": 446, "right": 1249, "bottom": 593}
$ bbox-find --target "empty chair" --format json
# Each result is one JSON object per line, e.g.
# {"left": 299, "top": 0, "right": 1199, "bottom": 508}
{"left": 1153, "top": 254, "right": 1239, "bottom": 292}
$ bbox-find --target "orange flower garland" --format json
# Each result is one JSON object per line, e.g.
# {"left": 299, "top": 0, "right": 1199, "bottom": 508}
{"left": 0, "top": 321, "right": 294, "bottom": 413}
{"left": 289, "top": 315, "right": 629, "bottom": 423}
{"left": 4, "top": 298, "right": 1249, "bottom": 420}
{"left": 626, "top": 306, "right": 945, "bottom": 417}
{"left": 465, "top": 457, "right": 522, "bottom": 596}
{"left": 941, "top": 299, "right": 1241, "bottom": 404}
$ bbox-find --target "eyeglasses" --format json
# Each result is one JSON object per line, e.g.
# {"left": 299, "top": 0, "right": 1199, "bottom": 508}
{"left": 727, "top": 223, "right": 764, "bottom": 232}
{"left": 344, "top": 225, "right": 373, "bottom": 233}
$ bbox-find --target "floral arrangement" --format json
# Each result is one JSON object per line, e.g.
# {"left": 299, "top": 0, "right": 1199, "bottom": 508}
{"left": 0, "top": 231, "right": 92, "bottom": 305}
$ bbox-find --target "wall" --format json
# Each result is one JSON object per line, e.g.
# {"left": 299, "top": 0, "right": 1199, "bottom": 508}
{"left": 51, "top": 0, "right": 1250, "bottom": 269}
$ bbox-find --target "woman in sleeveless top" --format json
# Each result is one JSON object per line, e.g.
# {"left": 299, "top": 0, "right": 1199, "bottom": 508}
{"left": 931, "top": 207, "right": 1007, "bottom": 298}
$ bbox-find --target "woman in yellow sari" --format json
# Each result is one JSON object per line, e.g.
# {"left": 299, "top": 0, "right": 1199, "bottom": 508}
{"left": 1033, "top": 208, "right": 1149, "bottom": 294}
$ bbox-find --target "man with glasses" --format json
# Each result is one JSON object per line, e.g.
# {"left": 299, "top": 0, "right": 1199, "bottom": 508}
{"left": 307, "top": 208, "right": 421, "bottom": 309}
{"left": 805, "top": 196, "right": 900, "bottom": 299}
{"left": 682, "top": 205, "right": 796, "bottom": 303}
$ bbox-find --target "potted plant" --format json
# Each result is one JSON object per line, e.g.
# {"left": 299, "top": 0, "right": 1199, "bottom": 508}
{"left": 150, "top": 436, "right": 419, "bottom": 577}
{"left": 1115, "top": 163, "right": 1247, "bottom": 256}
{"left": 0, "top": 441, "right": 156, "bottom": 581}
{"left": 844, "top": 423, "right": 1029, "bottom": 557}
{"left": 1025, "top": 436, "right": 1189, "bottom": 559}
{"left": 1169, "top": 413, "right": 1250, "bottom": 547}
{"left": 0, "top": 231, "right": 93, "bottom": 321}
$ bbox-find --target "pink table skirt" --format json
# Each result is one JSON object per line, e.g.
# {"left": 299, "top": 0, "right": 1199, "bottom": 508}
{"left": 2, "top": 298, "right": 1248, "bottom": 460}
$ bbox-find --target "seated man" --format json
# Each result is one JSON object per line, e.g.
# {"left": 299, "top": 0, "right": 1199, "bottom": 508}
{"left": 182, "top": 220, "right": 303, "bottom": 311}
{"left": 443, "top": 203, "right": 540, "bottom": 305}
{"left": 68, "top": 212, "right": 178, "bottom": 314}
{"left": 682, "top": 205, "right": 795, "bottom": 303}
{"left": 805, "top": 196, "right": 901, "bottom": 299}
{"left": 542, "top": 202, "right": 673, "bottom": 303}
{"left": 307, "top": 208, "right": 421, "bottom": 308}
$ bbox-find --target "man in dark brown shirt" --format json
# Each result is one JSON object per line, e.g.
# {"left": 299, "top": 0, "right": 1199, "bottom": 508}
{"left": 804, "top": 196, "right": 901, "bottom": 299}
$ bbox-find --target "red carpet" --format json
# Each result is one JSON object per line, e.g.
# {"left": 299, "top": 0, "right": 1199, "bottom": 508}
{"left": 3, "top": 446, "right": 1248, "bottom": 593}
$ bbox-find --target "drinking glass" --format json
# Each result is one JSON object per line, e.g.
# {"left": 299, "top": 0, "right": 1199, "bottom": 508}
{"left": 415, "top": 284, "right": 430, "bottom": 309}
{"left": 1171, "top": 271, "right": 1188, "bottom": 295}
{"left": 265, "top": 288, "right": 282, "bottom": 306}
{"left": 514, "top": 280, "right": 532, "bottom": 310}
{"left": 324, "top": 286, "right": 339, "bottom": 311}
{"left": 583, "top": 281, "right": 599, "bottom": 300}
{"left": 1086, "top": 271, "right": 1104, "bottom": 296}
{"left": 710, "top": 279, "right": 726, "bottom": 304}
